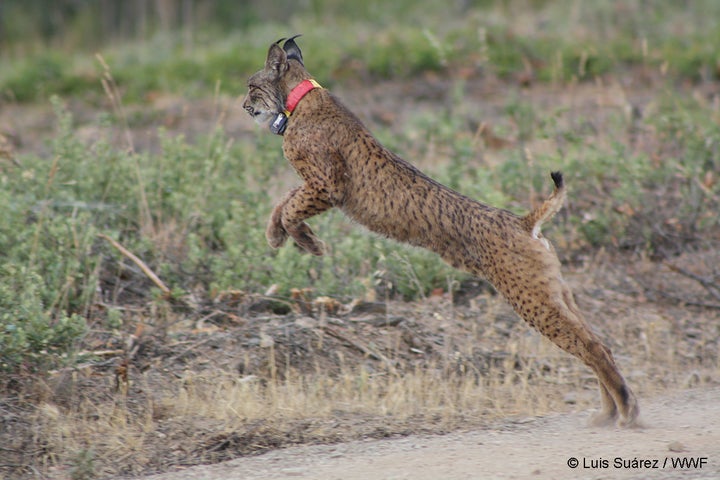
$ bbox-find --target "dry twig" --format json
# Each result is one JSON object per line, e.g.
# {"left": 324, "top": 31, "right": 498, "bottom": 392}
{"left": 321, "top": 325, "right": 397, "bottom": 372}
{"left": 98, "top": 233, "right": 171, "bottom": 298}
{"left": 665, "top": 262, "right": 720, "bottom": 303}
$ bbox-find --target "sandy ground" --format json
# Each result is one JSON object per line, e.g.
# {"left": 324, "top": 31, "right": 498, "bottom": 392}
{"left": 136, "top": 387, "right": 719, "bottom": 480}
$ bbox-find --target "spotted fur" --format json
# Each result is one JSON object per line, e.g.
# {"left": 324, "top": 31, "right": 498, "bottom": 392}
{"left": 243, "top": 38, "right": 639, "bottom": 427}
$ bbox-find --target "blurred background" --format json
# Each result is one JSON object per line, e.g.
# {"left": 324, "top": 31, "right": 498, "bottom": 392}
{"left": 0, "top": 0, "right": 293, "bottom": 51}
{"left": 2, "top": 0, "right": 719, "bottom": 103}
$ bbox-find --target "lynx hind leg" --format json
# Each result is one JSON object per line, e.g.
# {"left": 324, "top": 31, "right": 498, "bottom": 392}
{"left": 548, "top": 290, "right": 639, "bottom": 427}
{"left": 588, "top": 353, "right": 640, "bottom": 428}
{"left": 492, "top": 256, "right": 639, "bottom": 427}
{"left": 589, "top": 382, "right": 619, "bottom": 427}
{"left": 558, "top": 287, "right": 640, "bottom": 427}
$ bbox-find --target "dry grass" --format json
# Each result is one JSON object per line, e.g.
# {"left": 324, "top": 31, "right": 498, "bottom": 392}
{"left": 6, "top": 256, "right": 717, "bottom": 478}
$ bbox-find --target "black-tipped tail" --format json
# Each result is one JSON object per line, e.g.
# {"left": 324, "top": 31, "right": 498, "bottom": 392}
{"left": 550, "top": 171, "right": 563, "bottom": 189}
{"left": 522, "top": 170, "right": 567, "bottom": 234}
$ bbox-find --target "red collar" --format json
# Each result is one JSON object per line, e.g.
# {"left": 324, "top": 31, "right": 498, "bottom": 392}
{"left": 269, "top": 79, "right": 322, "bottom": 135}
{"left": 284, "top": 79, "right": 322, "bottom": 116}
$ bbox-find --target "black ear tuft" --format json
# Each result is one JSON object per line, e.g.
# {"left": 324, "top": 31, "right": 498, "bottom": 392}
{"left": 282, "top": 34, "right": 304, "bottom": 66}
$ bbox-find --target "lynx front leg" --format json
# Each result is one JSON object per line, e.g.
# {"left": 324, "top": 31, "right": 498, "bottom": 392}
{"left": 266, "top": 186, "right": 299, "bottom": 249}
{"left": 266, "top": 183, "right": 331, "bottom": 256}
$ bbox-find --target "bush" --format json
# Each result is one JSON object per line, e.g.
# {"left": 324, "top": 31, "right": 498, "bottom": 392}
{"left": 0, "top": 264, "right": 86, "bottom": 373}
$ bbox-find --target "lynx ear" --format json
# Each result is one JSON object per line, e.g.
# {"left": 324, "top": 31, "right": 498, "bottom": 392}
{"left": 265, "top": 42, "right": 288, "bottom": 76}
{"left": 282, "top": 34, "right": 304, "bottom": 66}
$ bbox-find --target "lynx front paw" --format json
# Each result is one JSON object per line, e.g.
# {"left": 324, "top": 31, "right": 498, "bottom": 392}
{"left": 300, "top": 237, "right": 326, "bottom": 256}
{"left": 266, "top": 221, "right": 289, "bottom": 249}
{"left": 288, "top": 222, "right": 326, "bottom": 256}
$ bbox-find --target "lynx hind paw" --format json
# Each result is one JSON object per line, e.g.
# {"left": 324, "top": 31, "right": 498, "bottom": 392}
{"left": 618, "top": 401, "right": 642, "bottom": 428}
{"left": 588, "top": 410, "right": 618, "bottom": 428}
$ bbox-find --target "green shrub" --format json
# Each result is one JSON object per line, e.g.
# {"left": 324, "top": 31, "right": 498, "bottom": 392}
{"left": 0, "top": 264, "right": 87, "bottom": 373}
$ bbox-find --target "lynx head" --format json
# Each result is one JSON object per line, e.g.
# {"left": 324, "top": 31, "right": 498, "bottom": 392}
{"left": 243, "top": 35, "right": 308, "bottom": 126}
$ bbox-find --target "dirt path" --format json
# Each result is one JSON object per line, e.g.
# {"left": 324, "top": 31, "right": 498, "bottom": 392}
{"left": 137, "top": 387, "right": 719, "bottom": 480}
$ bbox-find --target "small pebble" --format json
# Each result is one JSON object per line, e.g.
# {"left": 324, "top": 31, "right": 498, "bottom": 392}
{"left": 668, "top": 441, "right": 686, "bottom": 452}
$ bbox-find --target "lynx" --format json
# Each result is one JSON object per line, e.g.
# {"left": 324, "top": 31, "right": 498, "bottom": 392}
{"left": 243, "top": 36, "right": 639, "bottom": 427}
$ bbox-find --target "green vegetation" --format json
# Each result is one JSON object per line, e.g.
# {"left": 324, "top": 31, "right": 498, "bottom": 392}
{"left": 0, "top": 0, "right": 719, "bottom": 397}
{"left": 2, "top": 1, "right": 720, "bottom": 102}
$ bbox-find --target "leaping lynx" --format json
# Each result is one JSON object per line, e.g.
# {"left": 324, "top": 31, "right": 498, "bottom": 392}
{"left": 243, "top": 36, "right": 639, "bottom": 427}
